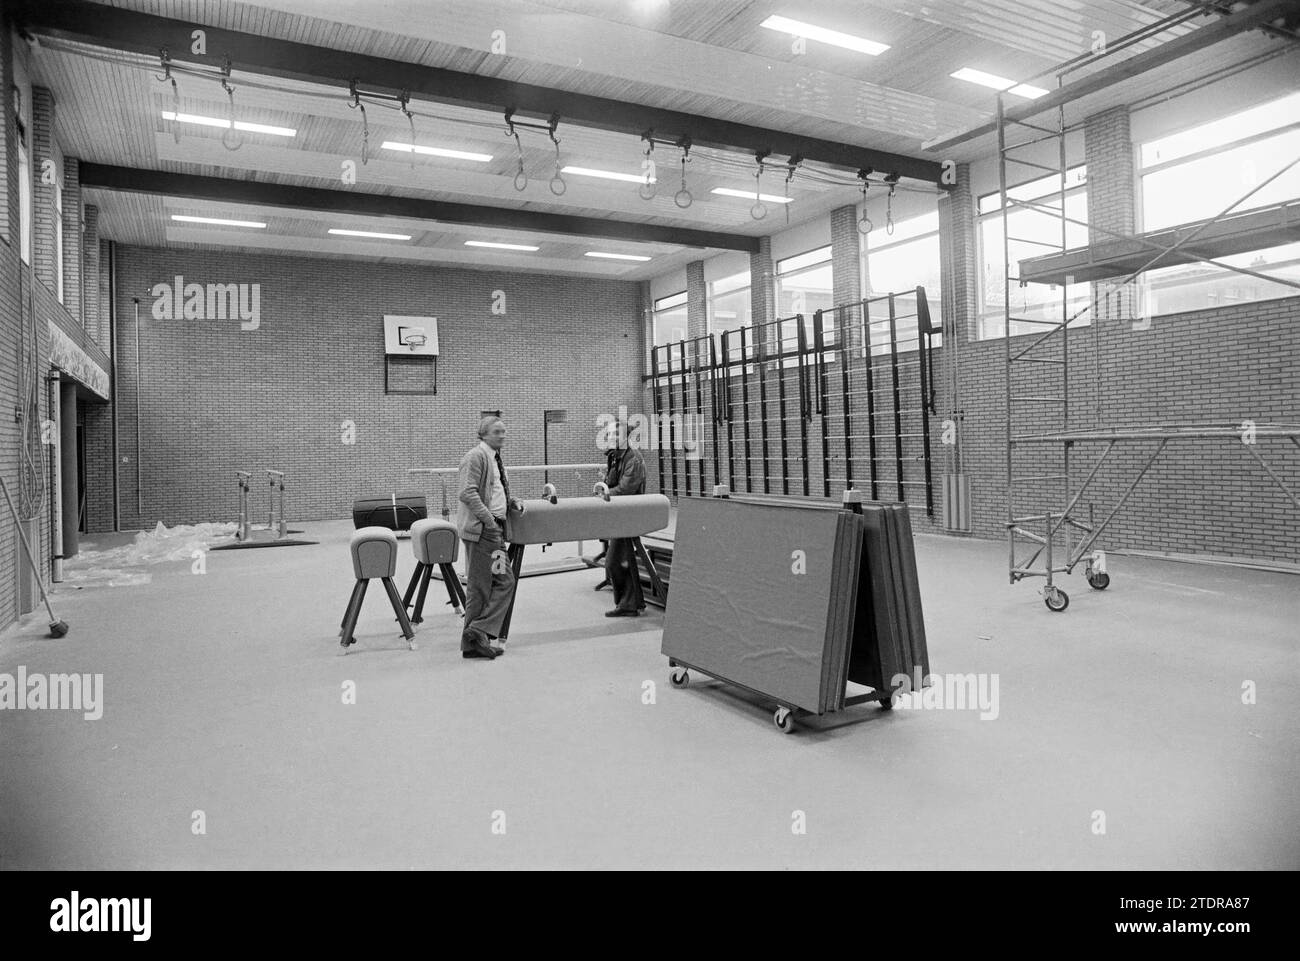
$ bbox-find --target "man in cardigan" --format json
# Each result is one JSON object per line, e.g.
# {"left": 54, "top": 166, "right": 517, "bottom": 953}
{"left": 600, "top": 426, "right": 648, "bottom": 617}
{"left": 456, "top": 416, "right": 522, "bottom": 659}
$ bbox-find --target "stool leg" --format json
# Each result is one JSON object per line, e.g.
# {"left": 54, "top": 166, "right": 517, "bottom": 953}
{"left": 439, "top": 563, "right": 463, "bottom": 614}
{"left": 412, "top": 564, "right": 433, "bottom": 624}
{"left": 382, "top": 576, "right": 417, "bottom": 648}
{"left": 340, "top": 580, "right": 363, "bottom": 637}
{"left": 340, "top": 579, "right": 368, "bottom": 649}
{"left": 402, "top": 562, "right": 424, "bottom": 609}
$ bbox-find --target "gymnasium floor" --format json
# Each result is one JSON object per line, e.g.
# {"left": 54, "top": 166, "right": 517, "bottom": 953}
{"left": 1, "top": 520, "right": 1297, "bottom": 870}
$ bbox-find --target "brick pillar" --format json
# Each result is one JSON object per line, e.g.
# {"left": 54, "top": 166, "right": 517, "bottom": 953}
{"left": 749, "top": 236, "right": 774, "bottom": 325}
{"left": 63, "top": 157, "right": 83, "bottom": 322}
{"left": 685, "top": 259, "right": 707, "bottom": 339}
{"left": 830, "top": 205, "right": 861, "bottom": 306}
{"left": 31, "top": 86, "right": 58, "bottom": 293}
{"left": 938, "top": 163, "right": 978, "bottom": 343}
{"left": 83, "top": 204, "right": 100, "bottom": 338}
{"left": 1084, "top": 106, "right": 1137, "bottom": 321}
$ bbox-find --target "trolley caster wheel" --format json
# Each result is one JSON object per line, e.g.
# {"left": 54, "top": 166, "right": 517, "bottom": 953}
{"left": 1087, "top": 571, "right": 1110, "bottom": 591}
{"left": 878, "top": 698, "right": 894, "bottom": 711}
{"left": 1043, "top": 587, "right": 1070, "bottom": 612}
{"left": 774, "top": 707, "right": 796, "bottom": 734}
{"left": 670, "top": 668, "right": 689, "bottom": 688}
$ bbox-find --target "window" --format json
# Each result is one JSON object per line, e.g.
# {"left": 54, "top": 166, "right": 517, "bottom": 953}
{"left": 651, "top": 291, "right": 688, "bottom": 369}
{"left": 707, "top": 270, "right": 751, "bottom": 337}
{"left": 1138, "top": 91, "right": 1300, "bottom": 313}
{"left": 977, "top": 166, "right": 1088, "bottom": 339}
{"left": 865, "top": 210, "right": 942, "bottom": 353}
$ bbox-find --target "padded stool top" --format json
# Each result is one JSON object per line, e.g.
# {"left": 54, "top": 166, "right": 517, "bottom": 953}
{"left": 351, "top": 526, "right": 399, "bottom": 579}
{"left": 410, "top": 518, "right": 460, "bottom": 564}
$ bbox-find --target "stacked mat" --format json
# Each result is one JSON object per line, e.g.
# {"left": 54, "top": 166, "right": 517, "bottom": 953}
{"left": 661, "top": 493, "right": 929, "bottom": 718}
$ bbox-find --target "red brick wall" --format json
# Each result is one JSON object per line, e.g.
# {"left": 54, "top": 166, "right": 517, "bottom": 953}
{"left": 104, "top": 245, "right": 644, "bottom": 529}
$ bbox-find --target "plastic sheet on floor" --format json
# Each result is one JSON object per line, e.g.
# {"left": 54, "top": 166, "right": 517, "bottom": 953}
{"left": 59, "top": 521, "right": 239, "bottom": 588}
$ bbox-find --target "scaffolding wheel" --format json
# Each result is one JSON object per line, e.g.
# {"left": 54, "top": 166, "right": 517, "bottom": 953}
{"left": 1087, "top": 571, "right": 1111, "bottom": 591}
{"left": 774, "top": 706, "right": 796, "bottom": 734}
{"left": 1043, "top": 587, "right": 1070, "bottom": 612}
{"left": 670, "top": 667, "right": 689, "bottom": 688}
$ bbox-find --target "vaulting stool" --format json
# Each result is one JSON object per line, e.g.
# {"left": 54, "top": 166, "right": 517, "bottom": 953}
{"left": 403, "top": 518, "right": 466, "bottom": 624}
{"left": 339, "top": 526, "right": 417, "bottom": 652}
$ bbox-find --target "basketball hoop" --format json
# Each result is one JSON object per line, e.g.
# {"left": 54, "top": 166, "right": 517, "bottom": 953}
{"left": 404, "top": 332, "right": 427, "bottom": 351}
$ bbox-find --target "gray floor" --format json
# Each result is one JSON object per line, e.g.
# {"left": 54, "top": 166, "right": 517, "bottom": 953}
{"left": 2, "top": 518, "right": 1297, "bottom": 870}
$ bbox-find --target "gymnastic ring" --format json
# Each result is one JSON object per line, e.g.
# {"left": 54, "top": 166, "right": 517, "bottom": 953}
{"left": 674, "top": 188, "right": 693, "bottom": 209}
{"left": 751, "top": 202, "right": 768, "bottom": 220}
{"left": 857, "top": 215, "right": 873, "bottom": 236}
{"left": 550, "top": 175, "right": 567, "bottom": 196}
{"left": 514, "top": 170, "right": 528, "bottom": 191}
{"left": 638, "top": 182, "right": 657, "bottom": 201}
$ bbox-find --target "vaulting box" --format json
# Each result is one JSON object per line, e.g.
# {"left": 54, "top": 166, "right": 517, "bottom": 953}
{"left": 504, "top": 493, "right": 670, "bottom": 545}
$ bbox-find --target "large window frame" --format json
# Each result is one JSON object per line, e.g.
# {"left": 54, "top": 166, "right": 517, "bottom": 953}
{"left": 976, "top": 165, "right": 1089, "bottom": 341}
{"left": 1137, "top": 91, "right": 1300, "bottom": 315}
{"left": 706, "top": 270, "right": 752, "bottom": 338}
{"left": 864, "top": 210, "right": 942, "bottom": 355}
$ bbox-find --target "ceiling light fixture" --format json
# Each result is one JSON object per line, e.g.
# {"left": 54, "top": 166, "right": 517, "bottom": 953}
{"left": 381, "top": 141, "right": 494, "bottom": 162}
{"left": 170, "top": 215, "right": 267, "bottom": 228}
{"left": 161, "top": 111, "right": 296, "bottom": 137}
{"left": 328, "top": 228, "right": 412, "bottom": 240}
{"left": 464, "top": 241, "right": 540, "bottom": 251}
{"left": 711, "top": 187, "right": 794, "bottom": 204}
{"left": 585, "top": 252, "right": 652, "bottom": 262}
{"left": 562, "top": 165, "right": 656, "bottom": 184}
{"left": 950, "top": 68, "right": 1048, "bottom": 99}
{"left": 760, "top": 15, "right": 889, "bottom": 56}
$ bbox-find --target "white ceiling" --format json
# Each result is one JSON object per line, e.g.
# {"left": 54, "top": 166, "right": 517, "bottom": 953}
{"left": 27, "top": 0, "right": 1294, "bottom": 278}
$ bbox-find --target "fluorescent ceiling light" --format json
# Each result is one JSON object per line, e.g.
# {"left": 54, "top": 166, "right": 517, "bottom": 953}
{"left": 1008, "top": 83, "right": 1049, "bottom": 99}
{"left": 328, "top": 228, "right": 412, "bottom": 240}
{"left": 562, "top": 165, "right": 655, "bottom": 184}
{"left": 381, "top": 141, "right": 493, "bottom": 162}
{"left": 161, "top": 111, "right": 296, "bottom": 137}
{"left": 585, "top": 251, "right": 652, "bottom": 262}
{"left": 711, "top": 187, "right": 795, "bottom": 204}
{"left": 465, "top": 241, "right": 540, "bottom": 251}
{"left": 170, "top": 215, "right": 266, "bottom": 228}
{"left": 950, "top": 69, "right": 1048, "bottom": 99}
{"left": 760, "top": 15, "right": 889, "bottom": 56}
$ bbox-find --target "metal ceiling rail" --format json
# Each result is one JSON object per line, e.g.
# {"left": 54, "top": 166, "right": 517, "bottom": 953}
{"left": 78, "top": 163, "right": 762, "bottom": 252}
{"left": 13, "top": 0, "right": 945, "bottom": 186}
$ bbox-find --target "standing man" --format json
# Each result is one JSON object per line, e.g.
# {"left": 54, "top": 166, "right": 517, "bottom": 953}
{"left": 601, "top": 424, "right": 648, "bottom": 618}
{"left": 456, "top": 416, "right": 522, "bottom": 658}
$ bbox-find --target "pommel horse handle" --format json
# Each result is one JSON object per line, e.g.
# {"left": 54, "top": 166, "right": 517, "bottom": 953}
{"left": 593, "top": 482, "right": 611, "bottom": 502}
{"left": 542, "top": 482, "right": 558, "bottom": 504}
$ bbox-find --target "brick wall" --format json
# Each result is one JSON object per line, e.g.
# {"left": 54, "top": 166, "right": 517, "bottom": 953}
{"left": 104, "top": 245, "right": 644, "bottom": 529}
{"left": 685, "top": 259, "right": 706, "bottom": 339}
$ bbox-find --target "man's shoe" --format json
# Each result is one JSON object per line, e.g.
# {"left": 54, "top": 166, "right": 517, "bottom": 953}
{"left": 461, "top": 639, "right": 500, "bottom": 659}
{"left": 605, "top": 609, "right": 640, "bottom": 618}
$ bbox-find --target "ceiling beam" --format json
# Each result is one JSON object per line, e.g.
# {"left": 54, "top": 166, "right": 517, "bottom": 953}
{"left": 923, "top": 0, "right": 1297, "bottom": 153}
{"left": 15, "top": 0, "right": 944, "bottom": 184}
{"left": 78, "top": 163, "right": 761, "bottom": 252}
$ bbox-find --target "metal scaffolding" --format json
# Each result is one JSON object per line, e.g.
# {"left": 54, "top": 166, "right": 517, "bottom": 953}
{"left": 994, "top": 2, "right": 1300, "bottom": 611}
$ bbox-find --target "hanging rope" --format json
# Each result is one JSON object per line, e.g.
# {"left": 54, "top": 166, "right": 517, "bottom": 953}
{"left": 155, "top": 50, "right": 181, "bottom": 144}
{"left": 886, "top": 184, "right": 896, "bottom": 235}
{"left": 675, "top": 141, "right": 693, "bottom": 209}
{"left": 400, "top": 91, "right": 416, "bottom": 170}
{"left": 348, "top": 81, "right": 370, "bottom": 164}
{"left": 549, "top": 124, "right": 566, "bottom": 196}
{"left": 784, "top": 155, "right": 801, "bottom": 226}
{"left": 639, "top": 135, "right": 657, "bottom": 200}
{"left": 751, "top": 150, "right": 770, "bottom": 220}
{"left": 857, "top": 168, "right": 873, "bottom": 236}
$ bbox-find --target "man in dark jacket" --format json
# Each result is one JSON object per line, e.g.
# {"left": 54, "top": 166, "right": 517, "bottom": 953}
{"left": 602, "top": 435, "right": 647, "bottom": 617}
